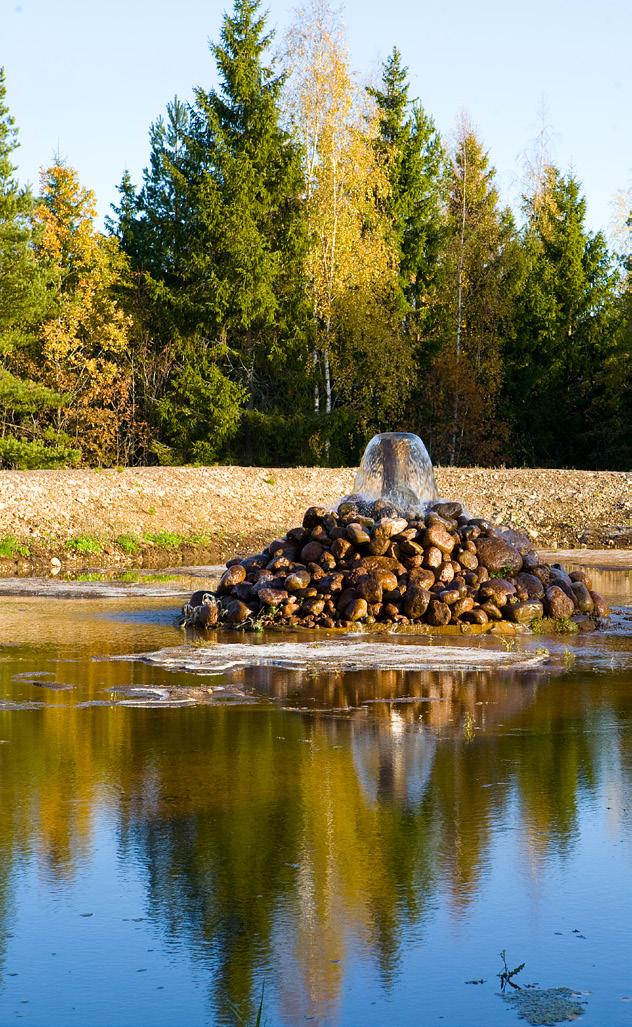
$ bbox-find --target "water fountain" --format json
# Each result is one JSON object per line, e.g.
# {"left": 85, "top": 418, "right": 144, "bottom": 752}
{"left": 183, "top": 432, "right": 609, "bottom": 633}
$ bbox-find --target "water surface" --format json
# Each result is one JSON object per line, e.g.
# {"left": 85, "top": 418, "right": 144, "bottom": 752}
{"left": 0, "top": 563, "right": 631, "bottom": 1026}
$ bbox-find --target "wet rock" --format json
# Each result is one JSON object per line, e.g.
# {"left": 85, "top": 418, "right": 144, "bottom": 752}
{"left": 571, "top": 581, "right": 594, "bottom": 613}
{"left": 475, "top": 537, "right": 523, "bottom": 575}
{"left": 301, "top": 540, "right": 324, "bottom": 563}
{"left": 423, "top": 523, "right": 456, "bottom": 555}
{"left": 544, "top": 585, "right": 575, "bottom": 620}
{"left": 423, "top": 545, "right": 443, "bottom": 569}
{"left": 453, "top": 596, "right": 475, "bottom": 618}
{"left": 346, "top": 598, "right": 368, "bottom": 622}
{"left": 426, "top": 599, "right": 451, "bottom": 626}
{"left": 258, "top": 587, "right": 288, "bottom": 607}
{"left": 461, "top": 607, "right": 489, "bottom": 625}
{"left": 218, "top": 564, "right": 247, "bottom": 592}
{"left": 457, "top": 550, "right": 479, "bottom": 571}
{"left": 431, "top": 501, "right": 463, "bottom": 520}
{"left": 303, "top": 506, "right": 328, "bottom": 530}
{"left": 224, "top": 600, "right": 252, "bottom": 625}
{"left": 346, "top": 523, "right": 371, "bottom": 546}
{"left": 590, "top": 591, "right": 610, "bottom": 618}
{"left": 507, "top": 599, "right": 544, "bottom": 624}
{"left": 403, "top": 585, "right": 431, "bottom": 619}
{"left": 515, "top": 572, "right": 545, "bottom": 599}
{"left": 478, "top": 579, "right": 516, "bottom": 605}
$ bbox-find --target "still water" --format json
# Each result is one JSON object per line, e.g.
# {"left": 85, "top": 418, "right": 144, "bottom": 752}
{"left": 0, "top": 563, "right": 631, "bottom": 1027}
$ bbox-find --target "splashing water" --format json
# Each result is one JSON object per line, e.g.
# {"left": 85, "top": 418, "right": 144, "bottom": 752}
{"left": 348, "top": 432, "right": 438, "bottom": 516}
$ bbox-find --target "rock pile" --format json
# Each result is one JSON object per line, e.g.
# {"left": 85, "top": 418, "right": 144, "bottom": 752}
{"left": 184, "top": 498, "right": 609, "bottom": 633}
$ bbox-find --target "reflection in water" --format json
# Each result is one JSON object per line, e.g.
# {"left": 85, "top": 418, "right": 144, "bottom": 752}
{"left": 0, "top": 585, "right": 631, "bottom": 1025}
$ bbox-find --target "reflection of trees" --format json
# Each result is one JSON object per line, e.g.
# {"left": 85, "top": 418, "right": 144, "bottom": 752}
{"left": 0, "top": 652, "right": 628, "bottom": 1021}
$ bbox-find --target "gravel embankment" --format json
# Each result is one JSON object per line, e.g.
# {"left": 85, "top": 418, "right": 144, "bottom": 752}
{"left": 0, "top": 465, "right": 630, "bottom": 570}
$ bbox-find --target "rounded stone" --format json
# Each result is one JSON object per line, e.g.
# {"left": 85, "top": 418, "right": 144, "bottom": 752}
{"left": 425, "top": 599, "right": 451, "bottom": 626}
{"left": 224, "top": 600, "right": 252, "bottom": 625}
{"left": 285, "top": 570, "right": 311, "bottom": 592}
{"left": 346, "top": 598, "right": 368, "bottom": 622}
{"left": 475, "top": 536, "right": 523, "bottom": 576}
{"left": 506, "top": 599, "right": 544, "bottom": 624}
{"left": 423, "top": 523, "right": 456, "bottom": 555}
{"left": 403, "top": 584, "right": 431, "bottom": 619}
{"left": 544, "top": 585, "right": 575, "bottom": 620}
{"left": 301, "top": 541, "right": 324, "bottom": 564}
{"left": 218, "top": 564, "right": 247, "bottom": 591}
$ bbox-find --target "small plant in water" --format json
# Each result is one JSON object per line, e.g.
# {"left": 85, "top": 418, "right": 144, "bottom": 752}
{"left": 498, "top": 949, "right": 525, "bottom": 992}
{"left": 463, "top": 711, "right": 475, "bottom": 742}
{"left": 73, "top": 572, "right": 104, "bottom": 582}
{"left": 228, "top": 984, "right": 266, "bottom": 1026}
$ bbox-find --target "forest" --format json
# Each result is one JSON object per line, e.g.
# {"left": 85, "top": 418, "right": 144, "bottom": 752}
{"left": 0, "top": 0, "right": 630, "bottom": 471}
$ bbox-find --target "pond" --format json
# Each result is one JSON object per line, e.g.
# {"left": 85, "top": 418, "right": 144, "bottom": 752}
{"left": 0, "top": 559, "right": 631, "bottom": 1026}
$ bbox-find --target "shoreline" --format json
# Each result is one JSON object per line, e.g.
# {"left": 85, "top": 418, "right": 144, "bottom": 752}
{"left": 0, "top": 465, "right": 630, "bottom": 574}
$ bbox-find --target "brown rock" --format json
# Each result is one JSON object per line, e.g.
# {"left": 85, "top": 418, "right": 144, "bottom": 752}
{"left": 346, "top": 523, "right": 371, "bottom": 546}
{"left": 457, "top": 550, "right": 479, "bottom": 571}
{"left": 461, "top": 607, "right": 489, "bottom": 625}
{"left": 515, "top": 572, "right": 545, "bottom": 599}
{"left": 436, "top": 561, "right": 455, "bottom": 584}
{"left": 506, "top": 599, "right": 544, "bottom": 624}
{"left": 218, "top": 563, "right": 247, "bottom": 592}
{"left": 403, "top": 584, "right": 431, "bottom": 619}
{"left": 590, "top": 591, "right": 610, "bottom": 618}
{"left": 453, "top": 597, "right": 475, "bottom": 618}
{"left": 408, "top": 567, "right": 436, "bottom": 590}
{"left": 301, "top": 596, "right": 325, "bottom": 616}
{"left": 480, "top": 601, "right": 503, "bottom": 620}
{"left": 320, "top": 551, "right": 337, "bottom": 571}
{"left": 303, "top": 506, "right": 328, "bottom": 530}
{"left": 285, "top": 569, "right": 311, "bottom": 591}
{"left": 355, "top": 573, "right": 383, "bottom": 603}
{"left": 475, "top": 536, "right": 523, "bottom": 576}
{"left": 544, "top": 585, "right": 575, "bottom": 620}
{"left": 346, "top": 598, "right": 368, "bottom": 621}
{"left": 479, "top": 579, "right": 516, "bottom": 604}
{"left": 258, "top": 587, "right": 288, "bottom": 606}
{"left": 331, "top": 537, "right": 351, "bottom": 561}
{"left": 423, "top": 523, "right": 456, "bottom": 555}
{"left": 224, "top": 600, "right": 252, "bottom": 625}
{"left": 571, "top": 581, "right": 594, "bottom": 613}
{"left": 301, "top": 540, "right": 324, "bottom": 563}
{"left": 426, "top": 599, "right": 451, "bottom": 626}
{"left": 439, "top": 588, "right": 461, "bottom": 605}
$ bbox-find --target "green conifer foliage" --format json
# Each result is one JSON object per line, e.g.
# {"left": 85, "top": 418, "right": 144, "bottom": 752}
{"left": 507, "top": 168, "right": 622, "bottom": 466}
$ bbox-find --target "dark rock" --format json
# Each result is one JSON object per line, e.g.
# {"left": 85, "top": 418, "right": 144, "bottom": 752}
{"left": 218, "top": 564, "right": 247, "bottom": 592}
{"left": 571, "top": 581, "right": 594, "bottom": 613}
{"left": 515, "top": 572, "right": 545, "bottom": 599}
{"left": 475, "top": 536, "right": 523, "bottom": 576}
{"left": 403, "top": 585, "right": 431, "bottom": 619}
{"left": 426, "top": 599, "right": 451, "bottom": 626}
{"left": 301, "top": 541, "right": 324, "bottom": 563}
{"left": 303, "top": 506, "right": 328, "bottom": 530}
{"left": 506, "top": 599, "right": 544, "bottom": 624}
{"left": 431, "top": 501, "right": 463, "bottom": 520}
{"left": 544, "top": 585, "right": 575, "bottom": 620}
{"left": 224, "top": 600, "right": 252, "bottom": 625}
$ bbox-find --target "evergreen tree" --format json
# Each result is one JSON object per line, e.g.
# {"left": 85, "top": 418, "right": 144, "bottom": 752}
{"left": 368, "top": 49, "right": 446, "bottom": 346}
{"left": 429, "top": 124, "right": 520, "bottom": 465}
{"left": 507, "top": 167, "right": 622, "bottom": 467}
{"left": 184, "top": 0, "right": 309, "bottom": 438}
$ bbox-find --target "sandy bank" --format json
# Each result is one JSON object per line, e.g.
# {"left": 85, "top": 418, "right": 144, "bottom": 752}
{"left": 0, "top": 465, "right": 629, "bottom": 571}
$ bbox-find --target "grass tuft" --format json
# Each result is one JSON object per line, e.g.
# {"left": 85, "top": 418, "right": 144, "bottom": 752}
{"left": 0, "top": 535, "right": 30, "bottom": 559}
{"left": 115, "top": 533, "right": 141, "bottom": 555}
{"left": 65, "top": 535, "right": 103, "bottom": 556}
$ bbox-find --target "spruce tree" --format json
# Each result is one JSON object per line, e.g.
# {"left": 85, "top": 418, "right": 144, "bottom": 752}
{"left": 184, "top": 0, "right": 309, "bottom": 428}
{"left": 430, "top": 125, "right": 520, "bottom": 465}
{"left": 368, "top": 49, "right": 446, "bottom": 345}
{"left": 507, "top": 168, "right": 621, "bottom": 467}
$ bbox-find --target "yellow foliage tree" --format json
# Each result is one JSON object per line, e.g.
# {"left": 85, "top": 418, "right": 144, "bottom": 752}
{"left": 284, "top": 1, "right": 413, "bottom": 448}
{"left": 33, "top": 161, "right": 134, "bottom": 464}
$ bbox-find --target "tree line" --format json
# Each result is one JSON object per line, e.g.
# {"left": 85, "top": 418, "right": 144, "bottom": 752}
{"left": 1, "top": 0, "right": 630, "bottom": 470}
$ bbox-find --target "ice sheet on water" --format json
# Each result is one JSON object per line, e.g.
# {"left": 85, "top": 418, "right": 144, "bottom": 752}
{"left": 108, "top": 640, "right": 550, "bottom": 675}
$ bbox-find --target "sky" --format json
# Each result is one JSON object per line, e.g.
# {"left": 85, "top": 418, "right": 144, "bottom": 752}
{"left": 3, "top": 0, "right": 631, "bottom": 237}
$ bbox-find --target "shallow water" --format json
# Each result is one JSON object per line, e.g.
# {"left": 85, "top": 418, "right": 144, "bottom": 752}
{"left": 0, "top": 563, "right": 631, "bottom": 1026}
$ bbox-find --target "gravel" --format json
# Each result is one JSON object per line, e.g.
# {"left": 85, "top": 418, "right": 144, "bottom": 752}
{"left": 0, "top": 465, "right": 629, "bottom": 565}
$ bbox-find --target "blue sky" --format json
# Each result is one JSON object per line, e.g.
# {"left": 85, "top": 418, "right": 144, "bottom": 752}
{"left": 4, "top": 0, "right": 631, "bottom": 236}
